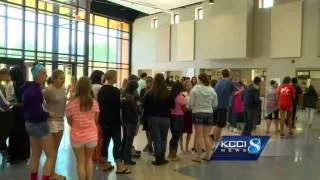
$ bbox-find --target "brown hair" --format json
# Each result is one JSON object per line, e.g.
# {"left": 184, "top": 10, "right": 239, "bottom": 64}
{"left": 52, "top": 69, "right": 64, "bottom": 81}
{"left": 104, "top": 70, "right": 117, "bottom": 82}
{"left": 0, "top": 68, "right": 9, "bottom": 75}
{"left": 221, "top": 69, "right": 230, "bottom": 78}
{"left": 198, "top": 73, "right": 210, "bottom": 86}
{"left": 74, "top": 77, "right": 93, "bottom": 112}
{"left": 149, "top": 73, "right": 169, "bottom": 100}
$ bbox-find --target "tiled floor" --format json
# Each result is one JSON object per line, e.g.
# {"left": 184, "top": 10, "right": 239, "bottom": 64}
{"left": 1, "top": 110, "right": 320, "bottom": 180}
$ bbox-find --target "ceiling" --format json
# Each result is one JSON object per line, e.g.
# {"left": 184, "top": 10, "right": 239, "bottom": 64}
{"left": 105, "top": 0, "right": 204, "bottom": 14}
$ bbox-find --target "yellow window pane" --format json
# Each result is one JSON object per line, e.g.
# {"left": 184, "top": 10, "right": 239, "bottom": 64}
{"left": 26, "top": 0, "right": 35, "bottom": 7}
{"left": 60, "top": 7, "right": 70, "bottom": 15}
{"left": 122, "top": 23, "right": 129, "bottom": 32}
{"left": 78, "top": 11, "right": 85, "bottom": 20}
{"left": 109, "top": 19, "right": 121, "bottom": 29}
{"left": 94, "top": 15, "right": 108, "bottom": 27}
{"left": 8, "top": 0, "right": 22, "bottom": 5}
{"left": 38, "top": 1, "right": 45, "bottom": 10}
{"left": 90, "top": 14, "right": 93, "bottom": 24}
{"left": 47, "top": 3, "right": 53, "bottom": 12}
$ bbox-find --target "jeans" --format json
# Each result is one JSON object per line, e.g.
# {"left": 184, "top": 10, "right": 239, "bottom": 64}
{"left": 306, "top": 108, "right": 316, "bottom": 125}
{"left": 242, "top": 108, "right": 258, "bottom": 136}
{"left": 169, "top": 115, "right": 184, "bottom": 154}
{"left": 231, "top": 107, "right": 237, "bottom": 128}
{"left": 101, "top": 125, "right": 122, "bottom": 162}
{"left": 122, "top": 123, "right": 137, "bottom": 162}
{"left": 148, "top": 117, "right": 170, "bottom": 159}
{"left": 292, "top": 105, "right": 297, "bottom": 127}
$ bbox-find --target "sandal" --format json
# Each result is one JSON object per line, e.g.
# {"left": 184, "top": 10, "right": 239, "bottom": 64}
{"left": 116, "top": 168, "right": 131, "bottom": 174}
{"left": 101, "top": 163, "right": 114, "bottom": 172}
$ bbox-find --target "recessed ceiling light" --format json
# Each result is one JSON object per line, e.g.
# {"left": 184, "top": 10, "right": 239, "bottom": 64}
{"left": 209, "top": 0, "right": 214, "bottom": 5}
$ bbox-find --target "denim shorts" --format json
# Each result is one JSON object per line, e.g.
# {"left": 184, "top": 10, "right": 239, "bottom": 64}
{"left": 25, "top": 121, "right": 50, "bottom": 138}
{"left": 193, "top": 113, "right": 213, "bottom": 126}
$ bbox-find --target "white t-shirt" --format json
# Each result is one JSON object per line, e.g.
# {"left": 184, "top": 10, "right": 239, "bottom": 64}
{"left": 92, "top": 84, "right": 102, "bottom": 100}
{"left": 4, "top": 81, "right": 16, "bottom": 103}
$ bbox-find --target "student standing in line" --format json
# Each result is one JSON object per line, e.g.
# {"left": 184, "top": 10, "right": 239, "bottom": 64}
{"left": 213, "top": 69, "right": 236, "bottom": 144}
{"left": 43, "top": 69, "right": 67, "bottom": 180}
{"left": 231, "top": 82, "right": 245, "bottom": 133}
{"left": 144, "top": 73, "right": 173, "bottom": 166}
{"left": 242, "top": 77, "right": 261, "bottom": 136}
{"left": 304, "top": 85, "right": 318, "bottom": 128}
{"left": 66, "top": 77, "right": 99, "bottom": 180}
{"left": 277, "top": 76, "right": 295, "bottom": 138}
{"left": 7, "top": 67, "right": 30, "bottom": 164}
{"left": 189, "top": 73, "right": 218, "bottom": 162}
{"left": 191, "top": 76, "right": 197, "bottom": 87}
{"left": 22, "top": 62, "right": 55, "bottom": 180}
{"left": 98, "top": 70, "right": 130, "bottom": 174}
{"left": 141, "top": 76, "right": 154, "bottom": 154}
{"left": 67, "top": 76, "right": 77, "bottom": 99}
{"left": 121, "top": 79, "right": 139, "bottom": 165}
{"left": 90, "top": 70, "right": 111, "bottom": 171}
{"left": 0, "top": 70, "right": 11, "bottom": 155}
{"left": 169, "top": 82, "right": 186, "bottom": 161}
{"left": 137, "top": 73, "right": 147, "bottom": 95}
{"left": 180, "top": 80, "right": 193, "bottom": 153}
{"left": 291, "top": 78, "right": 303, "bottom": 128}
{"left": 266, "top": 80, "right": 280, "bottom": 134}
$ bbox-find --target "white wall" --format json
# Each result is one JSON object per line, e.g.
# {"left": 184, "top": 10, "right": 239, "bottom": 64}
{"left": 132, "top": 0, "right": 320, "bottom": 79}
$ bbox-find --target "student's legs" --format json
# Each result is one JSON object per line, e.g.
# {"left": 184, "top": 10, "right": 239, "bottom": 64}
{"left": 29, "top": 137, "right": 42, "bottom": 179}
{"left": 51, "top": 131, "right": 63, "bottom": 177}
{"left": 186, "top": 134, "right": 191, "bottom": 152}
{"left": 287, "top": 111, "right": 293, "bottom": 133}
{"left": 266, "top": 113, "right": 272, "bottom": 133}
{"left": 169, "top": 116, "right": 183, "bottom": 157}
{"left": 203, "top": 126, "right": 213, "bottom": 160}
{"left": 279, "top": 110, "right": 286, "bottom": 135}
{"left": 193, "top": 125, "right": 203, "bottom": 161}
{"left": 123, "top": 124, "right": 136, "bottom": 163}
{"left": 306, "top": 108, "right": 311, "bottom": 125}
{"left": 85, "top": 144, "right": 96, "bottom": 180}
{"left": 179, "top": 135, "right": 184, "bottom": 153}
{"left": 73, "top": 147, "right": 86, "bottom": 180}
{"left": 159, "top": 118, "right": 170, "bottom": 161}
{"left": 310, "top": 108, "right": 316, "bottom": 126}
{"left": 40, "top": 135, "right": 56, "bottom": 177}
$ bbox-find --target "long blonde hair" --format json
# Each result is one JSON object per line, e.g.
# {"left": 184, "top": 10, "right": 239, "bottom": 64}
{"left": 74, "top": 77, "right": 93, "bottom": 112}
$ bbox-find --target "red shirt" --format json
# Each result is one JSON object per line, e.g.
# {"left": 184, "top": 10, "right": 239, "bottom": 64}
{"left": 277, "top": 84, "right": 295, "bottom": 108}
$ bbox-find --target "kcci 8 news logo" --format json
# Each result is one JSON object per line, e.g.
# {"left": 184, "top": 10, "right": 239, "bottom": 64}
{"left": 211, "top": 136, "right": 270, "bottom": 161}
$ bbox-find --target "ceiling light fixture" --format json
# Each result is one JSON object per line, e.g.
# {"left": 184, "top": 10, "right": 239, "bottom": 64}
{"left": 209, "top": 0, "right": 215, "bottom": 5}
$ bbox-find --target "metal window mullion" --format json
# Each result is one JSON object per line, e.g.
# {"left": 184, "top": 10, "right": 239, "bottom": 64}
{"left": 22, "top": 0, "right": 26, "bottom": 60}
{"left": 106, "top": 18, "right": 109, "bottom": 70}
{"left": 35, "top": 0, "right": 39, "bottom": 60}
{"left": 4, "top": 3, "right": 8, "bottom": 57}
{"left": 44, "top": 2, "right": 47, "bottom": 65}
{"left": 128, "top": 23, "right": 132, "bottom": 75}
{"left": 83, "top": 0, "right": 90, "bottom": 76}
{"left": 74, "top": 0, "right": 79, "bottom": 77}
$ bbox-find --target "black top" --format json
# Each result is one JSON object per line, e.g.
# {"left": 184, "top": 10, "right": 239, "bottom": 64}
{"left": 243, "top": 85, "right": 261, "bottom": 109}
{"left": 293, "top": 85, "right": 303, "bottom": 106}
{"left": 98, "top": 85, "right": 121, "bottom": 127}
{"left": 143, "top": 92, "right": 172, "bottom": 118}
{"left": 304, "top": 90, "right": 318, "bottom": 108}
{"left": 121, "top": 92, "right": 139, "bottom": 124}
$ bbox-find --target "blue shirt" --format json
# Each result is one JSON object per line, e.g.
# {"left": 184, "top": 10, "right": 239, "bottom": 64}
{"left": 215, "top": 79, "right": 236, "bottom": 109}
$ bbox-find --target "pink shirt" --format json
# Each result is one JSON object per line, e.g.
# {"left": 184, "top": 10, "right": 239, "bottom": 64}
{"left": 234, "top": 87, "right": 244, "bottom": 113}
{"left": 171, "top": 95, "right": 185, "bottom": 116}
{"left": 66, "top": 99, "right": 99, "bottom": 145}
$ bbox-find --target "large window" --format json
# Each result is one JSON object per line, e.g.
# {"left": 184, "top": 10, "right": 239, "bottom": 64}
{"left": 0, "top": 0, "right": 130, "bottom": 85}
{"left": 259, "top": 0, "right": 274, "bottom": 8}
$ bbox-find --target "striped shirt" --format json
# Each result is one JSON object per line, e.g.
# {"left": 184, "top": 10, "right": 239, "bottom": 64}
{"left": 66, "top": 99, "right": 99, "bottom": 145}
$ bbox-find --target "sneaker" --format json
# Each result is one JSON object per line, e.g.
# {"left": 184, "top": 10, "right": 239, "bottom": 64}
{"left": 280, "top": 133, "right": 285, "bottom": 138}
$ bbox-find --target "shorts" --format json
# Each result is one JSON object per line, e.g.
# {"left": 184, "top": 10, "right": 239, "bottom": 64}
{"left": 267, "top": 110, "right": 279, "bottom": 120}
{"left": 193, "top": 113, "right": 213, "bottom": 126}
{"left": 48, "top": 120, "right": 64, "bottom": 133}
{"left": 72, "top": 141, "right": 97, "bottom": 148}
{"left": 25, "top": 121, "right": 50, "bottom": 138}
{"left": 214, "top": 108, "right": 228, "bottom": 128}
{"left": 279, "top": 105, "right": 293, "bottom": 112}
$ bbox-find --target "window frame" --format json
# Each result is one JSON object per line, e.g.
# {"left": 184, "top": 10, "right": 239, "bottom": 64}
{"left": 195, "top": 7, "right": 203, "bottom": 20}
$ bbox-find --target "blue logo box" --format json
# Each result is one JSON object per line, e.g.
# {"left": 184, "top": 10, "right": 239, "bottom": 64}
{"left": 211, "top": 136, "right": 270, "bottom": 161}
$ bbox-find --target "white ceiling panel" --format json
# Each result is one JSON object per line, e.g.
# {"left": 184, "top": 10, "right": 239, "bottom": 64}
{"left": 106, "top": 0, "right": 204, "bottom": 14}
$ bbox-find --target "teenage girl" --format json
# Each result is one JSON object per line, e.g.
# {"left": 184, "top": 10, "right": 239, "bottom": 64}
{"left": 66, "top": 77, "right": 99, "bottom": 180}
